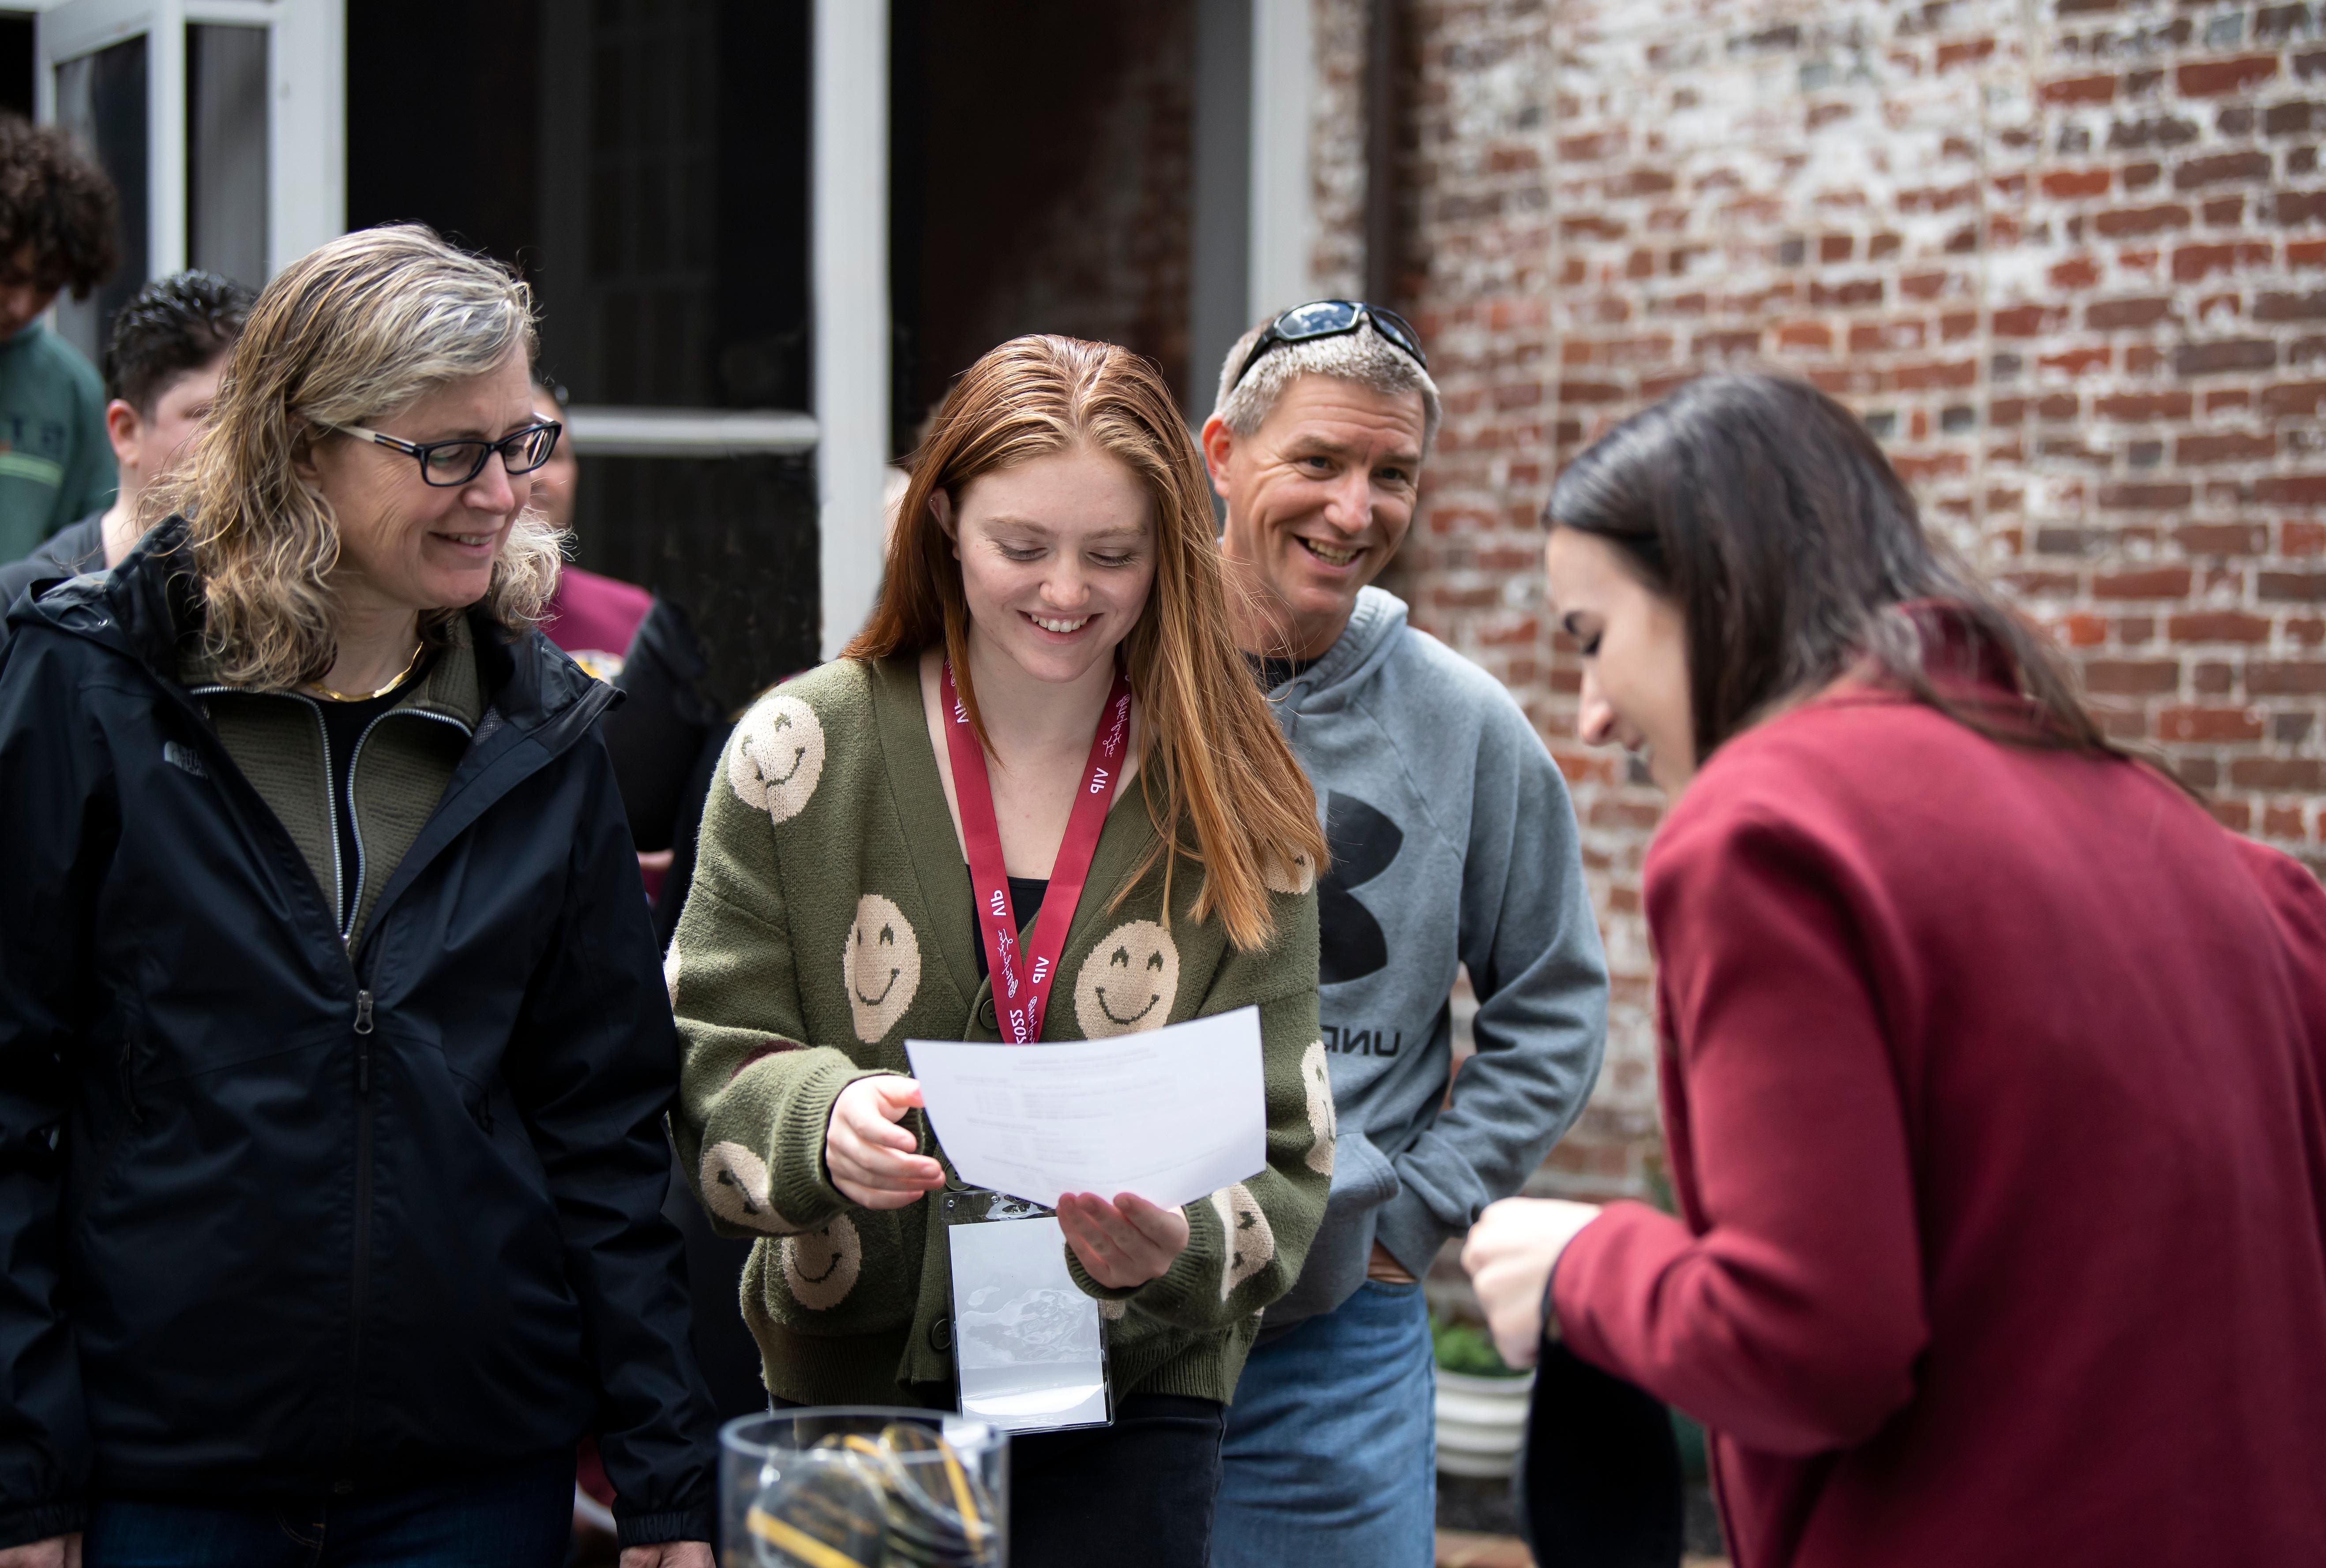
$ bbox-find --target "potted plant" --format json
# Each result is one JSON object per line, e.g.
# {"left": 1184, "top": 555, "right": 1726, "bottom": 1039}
{"left": 1432, "top": 1317, "right": 1534, "bottom": 1478}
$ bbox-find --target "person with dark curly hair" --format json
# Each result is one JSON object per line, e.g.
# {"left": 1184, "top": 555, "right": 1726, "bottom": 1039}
{"left": 0, "top": 114, "right": 118, "bottom": 566}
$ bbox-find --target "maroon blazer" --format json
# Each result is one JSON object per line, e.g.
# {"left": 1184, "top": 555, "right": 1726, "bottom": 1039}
{"left": 1553, "top": 679, "right": 2326, "bottom": 1568}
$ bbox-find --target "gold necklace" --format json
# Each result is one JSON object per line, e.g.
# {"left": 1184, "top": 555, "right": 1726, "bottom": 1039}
{"left": 306, "top": 640, "right": 426, "bottom": 703}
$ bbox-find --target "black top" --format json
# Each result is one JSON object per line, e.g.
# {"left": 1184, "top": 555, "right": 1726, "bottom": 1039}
{"left": 971, "top": 875, "right": 1050, "bottom": 980}
{"left": 1245, "top": 650, "right": 1320, "bottom": 692}
{"left": 0, "top": 512, "right": 105, "bottom": 645}
{"left": 603, "top": 598, "right": 741, "bottom": 947}
{"left": 312, "top": 660, "right": 430, "bottom": 932}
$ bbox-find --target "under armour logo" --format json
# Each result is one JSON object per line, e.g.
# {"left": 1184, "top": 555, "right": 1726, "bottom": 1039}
{"left": 1318, "top": 793, "right": 1401, "bottom": 985}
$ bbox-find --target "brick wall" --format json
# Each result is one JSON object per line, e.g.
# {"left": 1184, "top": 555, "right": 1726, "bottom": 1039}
{"left": 1337, "top": 0, "right": 2326, "bottom": 1202}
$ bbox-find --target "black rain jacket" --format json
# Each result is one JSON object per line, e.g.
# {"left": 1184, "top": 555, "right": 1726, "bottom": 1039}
{"left": 0, "top": 522, "right": 716, "bottom": 1548}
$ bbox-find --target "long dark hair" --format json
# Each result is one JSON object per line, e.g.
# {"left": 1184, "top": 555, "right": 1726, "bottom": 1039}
{"left": 1546, "top": 372, "right": 2128, "bottom": 768}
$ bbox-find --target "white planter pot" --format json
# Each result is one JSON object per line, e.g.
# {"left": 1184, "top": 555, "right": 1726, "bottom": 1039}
{"left": 1433, "top": 1366, "right": 1535, "bottom": 1478}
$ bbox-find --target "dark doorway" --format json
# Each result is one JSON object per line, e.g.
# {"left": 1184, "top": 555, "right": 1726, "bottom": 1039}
{"left": 343, "top": 0, "right": 818, "bottom": 692}
{"left": 889, "top": 0, "right": 1194, "bottom": 449}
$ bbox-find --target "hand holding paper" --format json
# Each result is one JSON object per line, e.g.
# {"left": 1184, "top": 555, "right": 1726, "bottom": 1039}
{"left": 1055, "top": 1191, "right": 1191, "bottom": 1288}
{"left": 904, "top": 1005, "right": 1268, "bottom": 1212}
{"left": 825, "top": 1074, "right": 945, "bottom": 1209}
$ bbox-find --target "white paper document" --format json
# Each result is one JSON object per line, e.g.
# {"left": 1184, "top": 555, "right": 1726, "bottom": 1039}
{"left": 905, "top": 1005, "right": 1267, "bottom": 1211}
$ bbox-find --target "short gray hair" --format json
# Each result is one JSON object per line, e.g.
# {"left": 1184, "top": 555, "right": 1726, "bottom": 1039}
{"left": 1209, "top": 313, "right": 1441, "bottom": 453}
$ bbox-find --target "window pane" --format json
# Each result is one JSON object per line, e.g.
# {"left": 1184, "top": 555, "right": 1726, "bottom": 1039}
{"left": 188, "top": 24, "right": 269, "bottom": 290}
{"left": 53, "top": 37, "right": 150, "bottom": 365}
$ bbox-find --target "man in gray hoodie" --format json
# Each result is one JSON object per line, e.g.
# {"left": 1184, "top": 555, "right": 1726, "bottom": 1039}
{"left": 1202, "top": 304, "right": 1608, "bottom": 1568}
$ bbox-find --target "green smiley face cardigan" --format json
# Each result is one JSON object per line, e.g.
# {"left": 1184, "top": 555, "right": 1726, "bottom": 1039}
{"left": 668, "top": 653, "right": 1333, "bottom": 1409}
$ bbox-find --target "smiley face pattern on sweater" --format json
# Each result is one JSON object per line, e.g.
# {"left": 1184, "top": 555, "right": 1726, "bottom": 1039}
{"left": 782, "top": 1214, "right": 863, "bottom": 1310}
{"left": 1073, "top": 919, "right": 1181, "bottom": 1038}
{"left": 845, "top": 894, "right": 922, "bottom": 1043}
{"left": 1210, "top": 1183, "right": 1275, "bottom": 1302}
{"left": 1262, "top": 848, "right": 1318, "bottom": 896}
{"left": 1299, "top": 1041, "right": 1336, "bottom": 1175}
{"left": 728, "top": 692, "right": 826, "bottom": 823}
{"left": 700, "top": 1140, "right": 805, "bottom": 1234}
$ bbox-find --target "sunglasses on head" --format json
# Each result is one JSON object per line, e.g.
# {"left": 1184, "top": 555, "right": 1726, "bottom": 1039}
{"left": 1229, "top": 300, "right": 1428, "bottom": 394}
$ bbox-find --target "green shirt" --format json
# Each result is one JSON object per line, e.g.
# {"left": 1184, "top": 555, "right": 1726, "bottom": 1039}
{"left": 0, "top": 321, "right": 115, "bottom": 565}
{"left": 671, "top": 654, "right": 1332, "bottom": 1408}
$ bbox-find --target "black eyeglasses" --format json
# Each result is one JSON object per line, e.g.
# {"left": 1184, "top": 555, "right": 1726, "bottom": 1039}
{"left": 1229, "top": 300, "right": 1428, "bottom": 393}
{"left": 321, "top": 419, "right": 563, "bottom": 487}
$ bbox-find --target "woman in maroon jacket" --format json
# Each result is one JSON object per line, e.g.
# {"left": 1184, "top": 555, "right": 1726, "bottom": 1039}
{"left": 1467, "top": 373, "right": 2326, "bottom": 1568}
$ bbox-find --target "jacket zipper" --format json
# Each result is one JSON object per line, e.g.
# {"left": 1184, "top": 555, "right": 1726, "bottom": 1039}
{"left": 145, "top": 674, "right": 588, "bottom": 1482}
{"left": 341, "top": 980, "right": 374, "bottom": 1477}
{"left": 341, "top": 709, "right": 471, "bottom": 943}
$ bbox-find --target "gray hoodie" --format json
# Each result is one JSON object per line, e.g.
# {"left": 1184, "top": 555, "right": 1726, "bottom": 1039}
{"left": 1261, "top": 586, "right": 1608, "bottom": 1328}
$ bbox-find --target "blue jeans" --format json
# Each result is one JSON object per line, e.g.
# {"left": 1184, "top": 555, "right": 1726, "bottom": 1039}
{"left": 83, "top": 1453, "right": 574, "bottom": 1568}
{"left": 1212, "top": 1278, "right": 1436, "bottom": 1568}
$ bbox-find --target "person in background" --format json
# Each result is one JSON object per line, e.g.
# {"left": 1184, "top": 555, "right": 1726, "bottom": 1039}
{"left": 0, "top": 270, "right": 252, "bottom": 613}
{"left": 0, "top": 224, "right": 714, "bottom": 1568}
{"left": 669, "top": 333, "right": 1331, "bottom": 1568}
{"left": 1467, "top": 372, "right": 2326, "bottom": 1568}
{"left": 1200, "top": 301, "right": 1608, "bottom": 1568}
{"left": 0, "top": 115, "right": 117, "bottom": 564}
{"left": 529, "top": 376, "right": 652, "bottom": 678}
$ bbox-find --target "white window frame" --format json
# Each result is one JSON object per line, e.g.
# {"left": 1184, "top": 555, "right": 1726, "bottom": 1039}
{"left": 32, "top": 0, "right": 342, "bottom": 282}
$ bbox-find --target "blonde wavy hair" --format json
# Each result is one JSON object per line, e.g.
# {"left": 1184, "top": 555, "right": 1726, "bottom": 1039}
{"left": 848, "top": 334, "right": 1328, "bottom": 951}
{"left": 147, "top": 223, "right": 559, "bottom": 688}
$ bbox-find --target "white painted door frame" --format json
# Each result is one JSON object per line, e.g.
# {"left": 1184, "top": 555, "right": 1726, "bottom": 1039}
{"left": 33, "top": 0, "right": 343, "bottom": 281}
{"left": 813, "top": 0, "right": 889, "bottom": 662}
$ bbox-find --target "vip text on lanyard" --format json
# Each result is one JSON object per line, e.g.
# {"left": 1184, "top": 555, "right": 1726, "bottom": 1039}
{"left": 942, "top": 660, "right": 1134, "bottom": 1043}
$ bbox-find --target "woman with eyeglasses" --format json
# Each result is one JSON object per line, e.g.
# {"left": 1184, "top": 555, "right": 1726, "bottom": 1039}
{"left": 0, "top": 225, "right": 715, "bottom": 1568}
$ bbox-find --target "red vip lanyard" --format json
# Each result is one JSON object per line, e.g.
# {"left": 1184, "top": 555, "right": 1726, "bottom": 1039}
{"left": 941, "top": 658, "right": 1134, "bottom": 1043}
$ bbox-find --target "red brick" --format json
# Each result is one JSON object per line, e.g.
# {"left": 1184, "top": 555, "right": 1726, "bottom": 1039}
{"left": 2039, "top": 346, "right": 2113, "bottom": 376}
{"left": 2095, "top": 205, "right": 2192, "bottom": 236}
{"left": 2247, "top": 662, "right": 2326, "bottom": 694}
{"left": 2214, "top": 799, "right": 2258, "bottom": 833}
{"left": 2260, "top": 570, "right": 2326, "bottom": 600}
{"left": 2169, "top": 611, "right": 2272, "bottom": 643}
{"left": 2256, "top": 290, "right": 2326, "bottom": 320}
{"left": 2086, "top": 296, "right": 2172, "bottom": 329}
{"left": 2094, "top": 390, "right": 2194, "bottom": 420}
{"left": 2092, "top": 565, "right": 2195, "bottom": 595}
{"left": 2175, "top": 150, "right": 2274, "bottom": 188}
{"left": 2159, "top": 705, "right": 2267, "bottom": 741}
{"left": 2262, "top": 379, "right": 2326, "bottom": 414}
{"left": 2174, "top": 339, "right": 2277, "bottom": 374}
{"left": 1994, "top": 303, "right": 2065, "bottom": 336}
{"left": 2176, "top": 522, "right": 2269, "bottom": 553}
{"left": 1774, "top": 321, "right": 1831, "bottom": 352}
{"left": 2256, "top": 475, "right": 2326, "bottom": 509}
{"left": 2276, "top": 189, "right": 2326, "bottom": 225}
{"left": 2051, "top": 254, "right": 2102, "bottom": 288}
{"left": 2177, "top": 432, "right": 2277, "bottom": 464}
{"left": 2232, "top": 757, "right": 2326, "bottom": 789}
{"left": 2083, "top": 659, "right": 2182, "bottom": 694}
{"left": 1894, "top": 359, "right": 1977, "bottom": 390}
{"left": 2041, "top": 73, "right": 2117, "bottom": 106}
{"left": 2041, "top": 168, "right": 2112, "bottom": 199}
{"left": 2288, "top": 520, "right": 2326, "bottom": 554}
{"left": 2177, "top": 56, "right": 2280, "bottom": 97}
